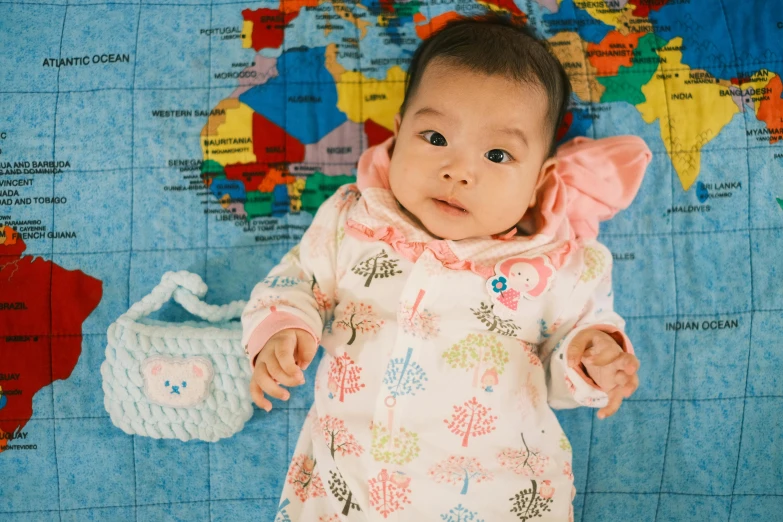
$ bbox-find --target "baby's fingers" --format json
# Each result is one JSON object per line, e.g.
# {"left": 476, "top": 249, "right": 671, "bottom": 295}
{"left": 249, "top": 380, "right": 273, "bottom": 412}
{"left": 265, "top": 353, "right": 303, "bottom": 388}
{"left": 583, "top": 338, "right": 622, "bottom": 366}
{"left": 294, "top": 330, "right": 318, "bottom": 371}
{"left": 619, "top": 352, "right": 640, "bottom": 375}
{"left": 597, "top": 387, "right": 624, "bottom": 419}
{"left": 273, "top": 335, "right": 304, "bottom": 380}
{"left": 622, "top": 373, "right": 639, "bottom": 399}
{"left": 256, "top": 363, "right": 291, "bottom": 402}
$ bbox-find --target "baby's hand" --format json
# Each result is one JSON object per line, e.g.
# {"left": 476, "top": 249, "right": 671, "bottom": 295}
{"left": 250, "top": 329, "right": 317, "bottom": 412}
{"left": 567, "top": 329, "right": 639, "bottom": 419}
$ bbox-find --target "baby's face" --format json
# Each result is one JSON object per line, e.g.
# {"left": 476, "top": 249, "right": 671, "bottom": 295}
{"left": 389, "top": 60, "right": 554, "bottom": 240}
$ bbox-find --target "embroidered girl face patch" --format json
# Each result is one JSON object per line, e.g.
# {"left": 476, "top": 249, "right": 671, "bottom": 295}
{"left": 487, "top": 255, "right": 555, "bottom": 317}
{"left": 141, "top": 355, "right": 214, "bottom": 408}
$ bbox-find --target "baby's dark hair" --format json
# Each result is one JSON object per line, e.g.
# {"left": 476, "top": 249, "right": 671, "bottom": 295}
{"left": 400, "top": 13, "right": 572, "bottom": 156}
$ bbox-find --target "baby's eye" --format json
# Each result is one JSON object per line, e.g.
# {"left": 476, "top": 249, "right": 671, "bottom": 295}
{"left": 182, "top": 381, "right": 187, "bottom": 388}
{"left": 164, "top": 380, "right": 170, "bottom": 387}
{"left": 485, "top": 149, "right": 513, "bottom": 163}
{"left": 420, "top": 131, "right": 447, "bottom": 147}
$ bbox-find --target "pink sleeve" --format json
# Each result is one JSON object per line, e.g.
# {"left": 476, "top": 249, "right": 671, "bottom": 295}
{"left": 245, "top": 311, "right": 319, "bottom": 367}
{"left": 533, "top": 136, "right": 651, "bottom": 241}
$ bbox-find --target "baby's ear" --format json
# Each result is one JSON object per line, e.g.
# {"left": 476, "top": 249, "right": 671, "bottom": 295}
{"left": 529, "top": 158, "right": 558, "bottom": 208}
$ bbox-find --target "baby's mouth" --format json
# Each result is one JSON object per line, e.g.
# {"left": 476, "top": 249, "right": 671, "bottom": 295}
{"left": 434, "top": 198, "right": 468, "bottom": 213}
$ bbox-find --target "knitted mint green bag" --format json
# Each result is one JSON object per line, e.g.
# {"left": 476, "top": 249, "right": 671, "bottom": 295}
{"left": 101, "top": 271, "right": 252, "bottom": 442}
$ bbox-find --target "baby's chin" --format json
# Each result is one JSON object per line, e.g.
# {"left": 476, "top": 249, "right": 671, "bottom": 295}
{"left": 419, "top": 215, "right": 482, "bottom": 241}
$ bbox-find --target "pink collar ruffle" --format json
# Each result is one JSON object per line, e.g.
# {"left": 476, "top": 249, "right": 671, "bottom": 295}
{"left": 346, "top": 136, "right": 651, "bottom": 277}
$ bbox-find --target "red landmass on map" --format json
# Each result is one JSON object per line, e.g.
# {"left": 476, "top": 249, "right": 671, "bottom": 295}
{"left": 757, "top": 75, "right": 783, "bottom": 144}
{"left": 252, "top": 112, "right": 306, "bottom": 165}
{"left": 479, "top": 0, "right": 524, "bottom": 16}
{"left": 631, "top": 0, "right": 670, "bottom": 17}
{"left": 280, "top": 0, "right": 320, "bottom": 15}
{"left": 587, "top": 30, "right": 644, "bottom": 76}
{"left": 242, "top": 8, "right": 299, "bottom": 51}
{"left": 364, "top": 118, "right": 395, "bottom": 146}
{"left": 379, "top": 0, "right": 395, "bottom": 13}
{"left": 556, "top": 111, "right": 574, "bottom": 142}
{"left": 414, "top": 12, "right": 463, "bottom": 40}
{"left": 0, "top": 226, "right": 102, "bottom": 452}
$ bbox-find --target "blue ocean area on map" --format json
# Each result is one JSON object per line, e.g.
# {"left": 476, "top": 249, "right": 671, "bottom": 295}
{"left": 542, "top": 0, "right": 613, "bottom": 42}
{"left": 649, "top": 0, "right": 783, "bottom": 79}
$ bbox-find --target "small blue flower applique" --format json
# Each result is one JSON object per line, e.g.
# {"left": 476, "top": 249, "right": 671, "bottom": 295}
{"left": 491, "top": 276, "right": 508, "bottom": 293}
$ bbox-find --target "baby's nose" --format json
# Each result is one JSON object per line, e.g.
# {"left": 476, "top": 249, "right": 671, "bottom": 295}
{"left": 440, "top": 154, "right": 476, "bottom": 185}
{"left": 441, "top": 171, "right": 472, "bottom": 186}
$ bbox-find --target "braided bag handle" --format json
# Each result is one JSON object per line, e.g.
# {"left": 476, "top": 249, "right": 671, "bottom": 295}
{"left": 123, "top": 271, "right": 246, "bottom": 323}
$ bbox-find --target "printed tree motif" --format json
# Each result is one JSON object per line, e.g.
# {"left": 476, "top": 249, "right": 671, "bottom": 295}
{"left": 352, "top": 250, "right": 402, "bottom": 287}
{"left": 471, "top": 301, "right": 521, "bottom": 337}
{"left": 443, "top": 334, "right": 510, "bottom": 388}
{"left": 245, "top": 295, "right": 292, "bottom": 316}
{"left": 563, "top": 461, "right": 574, "bottom": 481}
{"left": 580, "top": 246, "right": 606, "bottom": 282}
{"left": 334, "top": 301, "right": 384, "bottom": 345}
{"left": 510, "top": 480, "right": 554, "bottom": 521}
{"left": 327, "top": 352, "right": 365, "bottom": 402}
{"left": 368, "top": 469, "right": 412, "bottom": 518}
{"left": 310, "top": 275, "right": 332, "bottom": 312}
{"left": 328, "top": 470, "right": 362, "bottom": 516}
{"left": 370, "top": 422, "right": 420, "bottom": 465}
{"left": 445, "top": 397, "right": 498, "bottom": 447}
{"left": 517, "top": 374, "right": 541, "bottom": 412}
{"left": 382, "top": 346, "right": 426, "bottom": 451}
{"left": 274, "top": 498, "right": 292, "bottom": 522}
{"left": 399, "top": 289, "right": 441, "bottom": 339}
{"left": 319, "top": 415, "right": 364, "bottom": 458}
{"left": 498, "top": 432, "right": 550, "bottom": 477}
{"left": 336, "top": 226, "right": 346, "bottom": 248}
{"left": 334, "top": 185, "right": 360, "bottom": 212}
{"left": 519, "top": 340, "right": 542, "bottom": 367}
{"left": 428, "top": 455, "right": 493, "bottom": 495}
{"left": 538, "top": 319, "right": 551, "bottom": 340}
{"left": 263, "top": 275, "right": 302, "bottom": 288}
{"left": 287, "top": 454, "right": 326, "bottom": 502}
{"left": 440, "top": 504, "right": 486, "bottom": 522}
{"left": 537, "top": 318, "right": 562, "bottom": 342}
{"left": 559, "top": 433, "right": 571, "bottom": 452}
{"left": 383, "top": 347, "right": 428, "bottom": 399}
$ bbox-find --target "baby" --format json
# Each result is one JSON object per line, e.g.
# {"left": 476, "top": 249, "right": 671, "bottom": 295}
{"left": 242, "top": 14, "right": 651, "bottom": 521}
